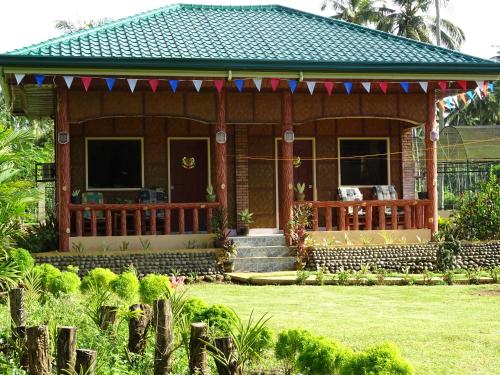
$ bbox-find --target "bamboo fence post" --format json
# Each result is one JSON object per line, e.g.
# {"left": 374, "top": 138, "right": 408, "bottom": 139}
{"left": 56, "top": 326, "right": 77, "bottom": 374}
{"left": 75, "top": 349, "right": 96, "bottom": 375}
{"left": 128, "top": 303, "right": 152, "bottom": 354}
{"left": 99, "top": 306, "right": 118, "bottom": 331}
{"left": 214, "top": 336, "right": 239, "bottom": 375}
{"left": 9, "top": 288, "right": 25, "bottom": 333}
{"left": 26, "top": 325, "right": 51, "bottom": 375}
{"left": 153, "top": 299, "right": 173, "bottom": 375}
{"left": 189, "top": 322, "right": 208, "bottom": 375}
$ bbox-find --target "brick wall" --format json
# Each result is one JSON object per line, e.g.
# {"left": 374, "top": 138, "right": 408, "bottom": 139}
{"left": 401, "top": 128, "right": 415, "bottom": 199}
{"left": 235, "top": 125, "right": 249, "bottom": 229}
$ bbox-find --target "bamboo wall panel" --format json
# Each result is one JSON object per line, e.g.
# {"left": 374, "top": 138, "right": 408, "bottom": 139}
{"left": 102, "top": 92, "right": 143, "bottom": 115}
{"left": 293, "top": 93, "right": 322, "bottom": 123}
{"left": 361, "top": 95, "right": 398, "bottom": 118}
{"left": 227, "top": 93, "right": 253, "bottom": 122}
{"left": 254, "top": 93, "right": 281, "bottom": 123}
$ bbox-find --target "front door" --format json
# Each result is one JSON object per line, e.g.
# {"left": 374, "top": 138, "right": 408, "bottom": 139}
{"left": 276, "top": 138, "right": 315, "bottom": 228}
{"left": 169, "top": 138, "right": 210, "bottom": 231}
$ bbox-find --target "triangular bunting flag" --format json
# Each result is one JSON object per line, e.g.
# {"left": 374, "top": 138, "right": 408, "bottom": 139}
{"left": 105, "top": 78, "right": 116, "bottom": 91}
{"left": 288, "top": 80, "right": 298, "bottom": 94}
{"left": 169, "top": 79, "right": 179, "bottom": 93}
{"left": 324, "top": 82, "right": 334, "bottom": 96}
{"left": 451, "top": 96, "right": 459, "bottom": 107}
{"left": 459, "top": 93, "right": 466, "bottom": 104}
{"left": 149, "top": 79, "right": 159, "bottom": 93}
{"left": 344, "top": 82, "right": 353, "bottom": 94}
{"left": 35, "top": 74, "right": 45, "bottom": 87}
{"left": 253, "top": 78, "right": 262, "bottom": 92}
{"left": 457, "top": 80, "right": 467, "bottom": 91}
{"left": 14, "top": 74, "right": 25, "bottom": 85}
{"left": 379, "top": 82, "right": 388, "bottom": 94}
{"left": 444, "top": 98, "right": 453, "bottom": 109}
{"left": 361, "top": 82, "right": 371, "bottom": 93}
{"left": 214, "top": 80, "right": 224, "bottom": 93}
{"left": 193, "top": 80, "right": 203, "bottom": 92}
{"left": 418, "top": 81, "right": 428, "bottom": 93}
{"left": 475, "top": 80, "right": 484, "bottom": 90}
{"left": 438, "top": 81, "right": 447, "bottom": 92}
{"left": 81, "top": 77, "right": 92, "bottom": 92}
{"left": 127, "top": 79, "right": 138, "bottom": 93}
{"left": 400, "top": 82, "right": 409, "bottom": 93}
{"left": 306, "top": 81, "right": 316, "bottom": 95}
{"left": 474, "top": 86, "right": 482, "bottom": 98}
{"left": 466, "top": 91, "right": 474, "bottom": 100}
{"left": 482, "top": 81, "right": 488, "bottom": 95}
{"left": 438, "top": 99, "right": 445, "bottom": 111}
{"left": 234, "top": 79, "right": 244, "bottom": 93}
{"left": 488, "top": 82, "right": 494, "bottom": 92}
{"left": 270, "top": 78, "right": 280, "bottom": 92}
{"left": 63, "top": 76, "right": 74, "bottom": 89}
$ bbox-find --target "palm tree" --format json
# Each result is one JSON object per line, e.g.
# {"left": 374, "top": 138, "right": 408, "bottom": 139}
{"left": 376, "top": 0, "right": 465, "bottom": 50}
{"left": 54, "top": 18, "right": 112, "bottom": 34}
{"left": 321, "top": 0, "right": 381, "bottom": 25}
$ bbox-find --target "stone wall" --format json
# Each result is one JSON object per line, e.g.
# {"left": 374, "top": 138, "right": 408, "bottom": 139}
{"left": 307, "top": 241, "right": 500, "bottom": 273}
{"left": 34, "top": 251, "right": 223, "bottom": 277}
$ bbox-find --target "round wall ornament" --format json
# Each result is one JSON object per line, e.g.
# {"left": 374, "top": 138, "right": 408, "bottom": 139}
{"left": 215, "top": 130, "right": 227, "bottom": 144}
{"left": 181, "top": 156, "right": 196, "bottom": 169}
{"left": 283, "top": 130, "right": 294, "bottom": 143}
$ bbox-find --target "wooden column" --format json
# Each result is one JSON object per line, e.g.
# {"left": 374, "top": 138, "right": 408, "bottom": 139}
{"left": 56, "top": 85, "right": 71, "bottom": 251}
{"left": 425, "top": 91, "right": 438, "bottom": 235}
{"left": 215, "top": 87, "right": 228, "bottom": 220}
{"left": 281, "top": 90, "right": 294, "bottom": 235}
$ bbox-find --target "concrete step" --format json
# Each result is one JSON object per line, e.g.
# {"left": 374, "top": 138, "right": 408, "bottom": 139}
{"left": 235, "top": 246, "right": 292, "bottom": 258}
{"left": 229, "top": 234, "right": 286, "bottom": 247}
{"left": 233, "top": 256, "right": 296, "bottom": 273}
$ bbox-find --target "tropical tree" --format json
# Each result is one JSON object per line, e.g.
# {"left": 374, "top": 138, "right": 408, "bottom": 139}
{"left": 54, "top": 18, "right": 112, "bottom": 34}
{"left": 321, "top": 0, "right": 381, "bottom": 25}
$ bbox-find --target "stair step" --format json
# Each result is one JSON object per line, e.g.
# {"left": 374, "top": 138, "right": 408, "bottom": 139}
{"left": 229, "top": 235, "right": 286, "bottom": 247}
{"left": 236, "top": 246, "right": 292, "bottom": 258}
{"left": 233, "top": 256, "right": 296, "bottom": 273}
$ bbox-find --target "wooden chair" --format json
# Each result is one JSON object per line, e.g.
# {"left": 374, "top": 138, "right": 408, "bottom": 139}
{"left": 372, "top": 185, "right": 404, "bottom": 228}
{"left": 82, "top": 192, "right": 106, "bottom": 235}
{"left": 337, "top": 186, "right": 365, "bottom": 229}
{"left": 139, "top": 188, "right": 166, "bottom": 234}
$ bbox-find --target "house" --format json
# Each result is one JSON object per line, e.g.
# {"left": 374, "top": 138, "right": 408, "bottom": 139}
{"left": 1, "top": 4, "right": 499, "bottom": 252}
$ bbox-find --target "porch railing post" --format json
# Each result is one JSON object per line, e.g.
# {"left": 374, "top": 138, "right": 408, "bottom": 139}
{"left": 281, "top": 90, "right": 294, "bottom": 240}
{"left": 425, "top": 91, "right": 438, "bottom": 235}
{"left": 56, "top": 85, "right": 71, "bottom": 251}
{"left": 215, "top": 87, "right": 228, "bottom": 229}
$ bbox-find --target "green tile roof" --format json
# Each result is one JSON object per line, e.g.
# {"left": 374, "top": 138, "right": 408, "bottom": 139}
{"left": 2, "top": 4, "right": 500, "bottom": 74}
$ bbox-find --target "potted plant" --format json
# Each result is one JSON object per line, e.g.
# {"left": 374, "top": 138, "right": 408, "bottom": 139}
{"left": 295, "top": 182, "right": 306, "bottom": 201}
{"left": 206, "top": 184, "right": 216, "bottom": 202}
{"left": 212, "top": 208, "right": 230, "bottom": 248}
{"left": 238, "top": 209, "right": 254, "bottom": 236}
{"left": 220, "top": 239, "right": 238, "bottom": 273}
{"left": 71, "top": 189, "right": 81, "bottom": 204}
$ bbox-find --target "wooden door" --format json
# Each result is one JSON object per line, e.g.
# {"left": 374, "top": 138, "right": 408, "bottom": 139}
{"left": 277, "top": 139, "right": 315, "bottom": 228}
{"left": 169, "top": 139, "right": 209, "bottom": 232}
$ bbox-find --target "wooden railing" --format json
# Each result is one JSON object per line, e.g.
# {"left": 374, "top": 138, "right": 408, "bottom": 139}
{"left": 294, "top": 199, "right": 432, "bottom": 231}
{"left": 69, "top": 202, "right": 221, "bottom": 237}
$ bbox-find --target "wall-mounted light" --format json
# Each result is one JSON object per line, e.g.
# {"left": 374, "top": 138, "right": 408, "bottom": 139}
{"left": 58, "top": 131, "right": 69, "bottom": 144}
{"left": 430, "top": 129, "right": 439, "bottom": 142}
{"left": 283, "top": 130, "right": 294, "bottom": 143}
{"left": 215, "top": 130, "right": 227, "bottom": 144}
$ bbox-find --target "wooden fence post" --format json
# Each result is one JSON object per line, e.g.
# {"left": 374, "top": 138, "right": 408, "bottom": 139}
{"left": 214, "top": 336, "right": 239, "bottom": 375}
{"left": 154, "top": 299, "right": 173, "bottom": 375}
{"left": 128, "top": 303, "right": 153, "bottom": 354}
{"left": 56, "top": 326, "right": 77, "bottom": 374}
{"left": 14, "top": 326, "right": 28, "bottom": 370}
{"left": 99, "top": 306, "right": 118, "bottom": 331}
{"left": 75, "top": 349, "right": 96, "bottom": 375}
{"left": 9, "top": 288, "right": 25, "bottom": 333}
{"left": 189, "top": 322, "right": 208, "bottom": 375}
{"left": 26, "top": 325, "right": 51, "bottom": 375}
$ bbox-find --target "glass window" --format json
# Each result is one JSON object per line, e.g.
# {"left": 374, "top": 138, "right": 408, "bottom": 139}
{"left": 339, "top": 139, "right": 389, "bottom": 186}
{"left": 87, "top": 139, "right": 143, "bottom": 189}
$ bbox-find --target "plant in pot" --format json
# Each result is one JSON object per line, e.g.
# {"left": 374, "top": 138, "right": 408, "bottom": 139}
{"left": 206, "top": 184, "right": 217, "bottom": 202}
{"left": 295, "top": 182, "right": 306, "bottom": 201}
{"left": 288, "top": 203, "right": 312, "bottom": 270}
{"left": 220, "top": 239, "right": 238, "bottom": 273}
{"left": 212, "top": 208, "right": 230, "bottom": 248}
{"left": 71, "top": 189, "right": 81, "bottom": 204}
{"left": 238, "top": 209, "right": 254, "bottom": 236}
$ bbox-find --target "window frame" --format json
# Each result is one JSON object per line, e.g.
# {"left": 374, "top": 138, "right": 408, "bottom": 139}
{"left": 337, "top": 137, "right": 391, "bottom": 188}
{"left": 85, "top": 137, "right": 145, "bottom": 191}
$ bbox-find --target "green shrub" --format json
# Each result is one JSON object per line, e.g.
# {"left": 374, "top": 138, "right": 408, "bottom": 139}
{"left": 139, "top": 274, "right": 172, "bottom": 304}
{"left": 297, "top": 336, "right": 352, "bottom": 375}
{"left": 81, "top": 268, "right": 118, "bottom": 293}
{"left": 33, "top": 263, "right": 61, "bottom": 291}
{"left": 8, "top": 248, "right": 34, "bottom": 274}
{"left": 15, "top": 211, "right": 59, "bottom": 253}
{"left": 111, "top": 271, "right": 140, "bottom": 302}
{"left": 182, "top": 297, "right": 210, "bottom": 322}
{"left": 49, "top": 271, "right": 81, "bottom": 296}
{"left": 193, "top": 304, "right": 237, "bottom": 335}
{"left": 340, "top": 342, "right": 413, "bottom": 375}
{"left": 251, "top": 325, "right": 274, "bottom": 358}
{"left": 275, "top": 328, "right": 314, "bottom": 374}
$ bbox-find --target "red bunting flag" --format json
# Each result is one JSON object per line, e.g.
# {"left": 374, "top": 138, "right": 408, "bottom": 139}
{"left": 457, "top": 80, "right": 467, "bottom": 91}
{"left": 214, "top": 79, "right": 225, "bottom": 93}
{"left": 149, "top": 79, "right": 159, "bottom": 93}
{"left": 81, "top": 77, "right": 92, "bottom": 92}
{"left": 323, "top": 81, "right": 334, "bottom": 96}
{"left": 379, "top": 82, "right": 388, "bottom": 94}
{"left": 438, "top": 81, "right": 447, "bottom": 92}
{"left": 270, "top": 78, "right": 280, "bottom": 92}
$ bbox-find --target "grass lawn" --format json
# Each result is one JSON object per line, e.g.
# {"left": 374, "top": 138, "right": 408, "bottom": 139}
{"left": 189, "top": 283, "right": 500, "bottom": 375}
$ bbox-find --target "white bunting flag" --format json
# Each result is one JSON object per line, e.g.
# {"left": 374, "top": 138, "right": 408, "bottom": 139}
{"left": 63, "top": 76, "right": 74, "bottom": 89}
{"left": 306, "top": 81, "right": 316, "bottom": 95}
{"left": 193, "top": 80, "right": 203, "bottom": 92}
{"left": 474, "top": 86, "right": 482, "bottom": 98}
{"left": 15, "top": 74, "right": 25, "bottom": 85}
{"left": 361, "top": 82, "right": 371, "bottom": 93}
{"left": 418, "top": 81, "right": 428, "bottom": 93}
{"left": 475, "top": 80, "right": 484, "bottom": 90}
{"left": 253, "top": 78, "right": 262, "bottom": 92}
{"left": 127, "top": 78, "right": 138, "bottom": 93}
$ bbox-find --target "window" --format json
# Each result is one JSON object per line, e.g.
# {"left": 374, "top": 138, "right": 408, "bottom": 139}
{"left": 86, "top": 138, "right": 143, "bottom": 190}
{"left": 339, "top": 138, "right": 389, "bottom": 186}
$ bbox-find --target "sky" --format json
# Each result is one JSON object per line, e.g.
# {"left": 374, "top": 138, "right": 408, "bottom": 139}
{"left": 0, "top": 0, "right": 498, "bottom": 59}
